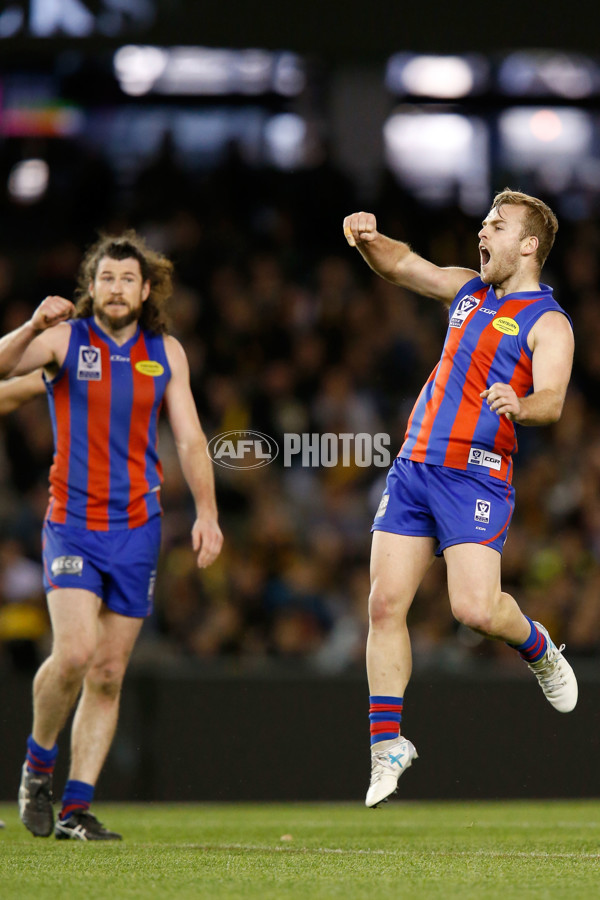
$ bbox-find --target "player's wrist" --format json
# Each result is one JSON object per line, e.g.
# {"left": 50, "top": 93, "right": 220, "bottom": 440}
{"left": 26, "top": 319, "right": 45, "bottom": 336}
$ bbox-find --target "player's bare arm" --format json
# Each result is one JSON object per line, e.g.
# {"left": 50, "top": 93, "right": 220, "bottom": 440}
{"left": 0, "top": 295, "right": 74, "bottom": 379}
{"left": 0, "top": 370, "right": 46, "bottom": 414}
{"left": 164, "top": 336, "right": 223, "bottom": 568}
{"left": 481, "top": 311, "right": 574, "bottom": 425}
{"left": 343, "top": 211, "right": 477, "bottom": 306}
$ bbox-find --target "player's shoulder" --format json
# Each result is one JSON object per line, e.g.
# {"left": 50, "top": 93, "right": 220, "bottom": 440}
{"left": 162, "top": 334, "right": 189, "bottom": 371}
{"left": 531, "top": 308, "right": 573, "bottom": 336}
{"left": 456, "top": 274, "right": 486, "bottom": 297}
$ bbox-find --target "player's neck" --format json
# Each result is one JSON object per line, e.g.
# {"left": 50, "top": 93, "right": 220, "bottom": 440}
{"left": 493, "top": 272, "right": 541, "bottom": 299}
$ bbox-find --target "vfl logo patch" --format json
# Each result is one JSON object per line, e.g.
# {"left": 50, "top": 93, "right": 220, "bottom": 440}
{"left": 375, "top": 493, "right": 390, "bottom": 518}
{"left": 51, "top": 555, "right": 84, "bottom": 577}
{"left": 449, "top": 295, "right": 480, "bottom": 329}
{"left": 492, "top": 317, "right": 519, "bottom": 336}
{"left": 474, "top": 499, "right": 491, "bottom": 524}
{"left": 468, "top": 447, "right": 502, "bottom": 471}
{"left": 135, "top": 360, "right": 165, "bottom": 377}
{"left": 77, "top": 346, "right": 101, "bottom": 381}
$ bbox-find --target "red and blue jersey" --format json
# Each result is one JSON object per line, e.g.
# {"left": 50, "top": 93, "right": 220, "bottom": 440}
{"left": 399, "top": 276, "right": 571, "bottom": 483}
{"left": 45, "top": 318, "right": 171, "bottom": 530}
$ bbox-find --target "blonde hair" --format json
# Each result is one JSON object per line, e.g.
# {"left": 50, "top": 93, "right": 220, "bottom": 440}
{"left": 74, "top": 230, "right": 173, "bottom": 334}
{"left": 492, "top": 188, "right": 558, "bottom": 270}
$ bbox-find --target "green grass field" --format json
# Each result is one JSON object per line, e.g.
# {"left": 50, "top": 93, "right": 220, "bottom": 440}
{"left": 1, "top": 801, "right": 599, "bottom": 899}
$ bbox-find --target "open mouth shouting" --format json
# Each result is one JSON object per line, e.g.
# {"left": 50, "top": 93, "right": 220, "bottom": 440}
{"left": 479, "top": 244, "right": 491, "bottom": 269}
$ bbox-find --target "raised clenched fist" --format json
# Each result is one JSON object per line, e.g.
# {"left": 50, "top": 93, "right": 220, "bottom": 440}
{"left": 31, "top": 296, "right": 75, "bottom": 333}
{"left": 343, "top": 212, "right": 379, "bottom": 248}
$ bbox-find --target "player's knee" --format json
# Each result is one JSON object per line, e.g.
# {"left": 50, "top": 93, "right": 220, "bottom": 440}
{"left": 55, "top": 647, "right": 95, "bottom": 682}
{"left": 368, "top": 587, "right": 406, "bottom": 628}
{"left": 450, "top": 596, "right": 494, "bottom": 634}
{"left": 86, "top": 662, "right": 126, "bottom": 699}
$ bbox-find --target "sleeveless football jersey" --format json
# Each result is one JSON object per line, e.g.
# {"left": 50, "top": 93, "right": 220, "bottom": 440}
{"left": 45, "top": 318, "right": 171, "bottom": 530}
{"left": 399, "top": 276, "right": 571, "bottom": 483}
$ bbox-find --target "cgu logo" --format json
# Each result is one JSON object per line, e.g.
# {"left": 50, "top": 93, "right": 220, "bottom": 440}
{"left": 207, "top": 431, "right": 279, "bottom": 470}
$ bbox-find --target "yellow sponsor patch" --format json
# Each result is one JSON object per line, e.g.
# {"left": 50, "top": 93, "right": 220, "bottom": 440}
{"left": 135, "top": 360, "right": 164, "bottom": 376}
{"left": 492, "top": 317, "right": 519, "bottom": 336}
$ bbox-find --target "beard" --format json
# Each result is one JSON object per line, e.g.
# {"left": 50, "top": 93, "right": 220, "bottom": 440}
{"left": 94, "top": 302, "right": 141, "bottom": 331}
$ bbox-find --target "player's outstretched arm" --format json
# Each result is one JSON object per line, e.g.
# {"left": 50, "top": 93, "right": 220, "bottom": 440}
{"left": 164, "top": 336, "right": 224, "bottom": 569}
{"left": 0, "top": 370, "right": 47, "bottom": 414}
{"left": 343, "top": 211, "right": 477, "bottom": 306}
{"left": 481, "top": 311, "right": 574, "bottom": 425}
{"left": 0, "top": 295, "right": 74, "bottom": 379}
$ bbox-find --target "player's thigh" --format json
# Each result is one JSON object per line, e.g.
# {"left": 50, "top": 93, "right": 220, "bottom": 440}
{"left": 369, "top": 531, "right": 436, "bottom": 620}
{"left": 47, "top": 589, "right": 102, "bottom": 662}
{"left": 93, "top": 607, "right": 144, "bottom": 673}
{"left": 444, "top": 542, "right": 502, "bottom": 616}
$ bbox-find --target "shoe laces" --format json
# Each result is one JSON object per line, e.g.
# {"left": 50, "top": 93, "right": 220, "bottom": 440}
{"left": 529, "top": 642, "right": 568, "bottom": 691}
{"left": 370, "top": 745, "right": 402, "bottom": 781}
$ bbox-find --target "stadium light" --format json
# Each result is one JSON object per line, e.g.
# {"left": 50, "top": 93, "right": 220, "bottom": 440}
{"left": 499, "top": 107, "right": 593, "bottom": 165}
{"left": 113, "top": 46, "right": 306, "bottom": 97}
{"left": 8, "top": 159, "right": 49, "bottom": 204}
{"left": 383, "top": 110, "right": 489, "bottom": 212}
{"left": 264, "top": 114, "right": 307, "bottom": 169}
{"left": 498, "top": 52, "right": 598, "bottom": 98}
{"left": 386, "top": 54, "right": 487, "bottom": 98}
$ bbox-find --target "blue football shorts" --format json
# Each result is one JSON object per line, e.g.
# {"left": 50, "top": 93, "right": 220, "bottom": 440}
{"left": 42, "top": 517, "right": 162, "bottom": 618}
{"left": 372, "top": 457, "right": 515, "bottom": 556}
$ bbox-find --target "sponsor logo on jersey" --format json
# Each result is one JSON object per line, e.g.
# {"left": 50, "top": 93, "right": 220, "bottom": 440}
{"left": 449, "top": 295, "right": 480, "bottom": 329}
{"left": 111, "top": 354, "right": 130, "bottom": 362}
{"left": 51, "top": 555, "right": 84, "bottom": 576}
{"left": 468, "top": 447, "right": 502, "bottom": 471}
{"left": 474, "top": 499, "right": 491, "bottom": 524}
{"left": 375, "top": 493, "right": 390, "bottom": 518}
{"left": 77, "top": 346, "right": 101, "bottom": 380}
{"left": 480, "top": 308, "right": 496, "bottom": 315}
{"left": 492, "top": 317, "right": 519, "bottom": 335}
{"left": 135, "top": 360, "right": 165, "bottom": 377}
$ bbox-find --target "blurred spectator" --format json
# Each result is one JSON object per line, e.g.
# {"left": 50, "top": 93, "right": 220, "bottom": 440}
{"left": 0, "top": 538, "right": 47, "bottom": 673}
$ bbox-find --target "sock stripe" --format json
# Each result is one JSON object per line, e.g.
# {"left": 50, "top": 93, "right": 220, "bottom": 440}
{"left": 26, "top": 735, "right": 58, "bottom": 775}
{"left": 369, "top": 704, "right": 403, "bottom": 712}
{"left": 60, "top": 802, "right": 90, "bottom": 820}
{"left": 371, "top": 722, "right": 401, "bottom": 734}
{"left": 512, "top": 618, "right": 548, "bottom": 664}
{"left": 369, "top": 694, "right": 403, "bottom": 746}
{"left": 60, "top": 779, "right": 95, "bottom": 821}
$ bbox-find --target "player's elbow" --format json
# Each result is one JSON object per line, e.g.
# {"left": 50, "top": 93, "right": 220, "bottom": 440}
{"left": 541, "top": 394, "right": 565, "bottom": 426}
{"left": 516, "top": 391, "right": 565, "bottom": 426}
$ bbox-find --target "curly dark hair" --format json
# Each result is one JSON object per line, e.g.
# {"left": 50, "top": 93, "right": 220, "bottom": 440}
{"left": 74, "top": 230, "right": 173, "bottom": 334}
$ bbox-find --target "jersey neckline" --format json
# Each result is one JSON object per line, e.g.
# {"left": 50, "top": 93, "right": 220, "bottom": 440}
{"left": 88, "top": 317, "right": 141, "bottom": 352}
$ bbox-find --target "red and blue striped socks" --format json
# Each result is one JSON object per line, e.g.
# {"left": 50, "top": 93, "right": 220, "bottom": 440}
{"left": 60, "top": 780, "right": 95, "bottom": 820}
{"left": 369, "top": 695, "right": 403, "bottom": 746}
{"left": 26, "top": 735, "right": 58, "bottom": 775}
{"left": 510, "top": 616, "right": 548, "bottom": 663}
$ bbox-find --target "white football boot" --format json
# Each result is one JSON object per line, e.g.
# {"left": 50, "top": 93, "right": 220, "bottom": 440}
{"left": 527, "top": 622, "right": 578, "bottom": 713}
{"left": 365, "top": 736, "right": 418, "bottom": 808}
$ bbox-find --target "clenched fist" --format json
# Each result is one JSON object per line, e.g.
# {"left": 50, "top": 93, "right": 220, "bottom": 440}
{"left": 480, "top": 383, "right": 521, "bottom": 421}
{"left": 31, "top": 296, "right": 75, "bottom": 333}
{"left": 343, "top": 212, "right": 379, "bottom": 248}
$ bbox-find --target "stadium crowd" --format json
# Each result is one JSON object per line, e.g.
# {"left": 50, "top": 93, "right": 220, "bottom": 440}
{"left": 0, "top": 140, "right": 599, "bottom": 675}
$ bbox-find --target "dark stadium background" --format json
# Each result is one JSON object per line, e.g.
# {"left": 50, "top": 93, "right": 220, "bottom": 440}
{"left": 1, "top": 0, "right": 599, "bottom": 801}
